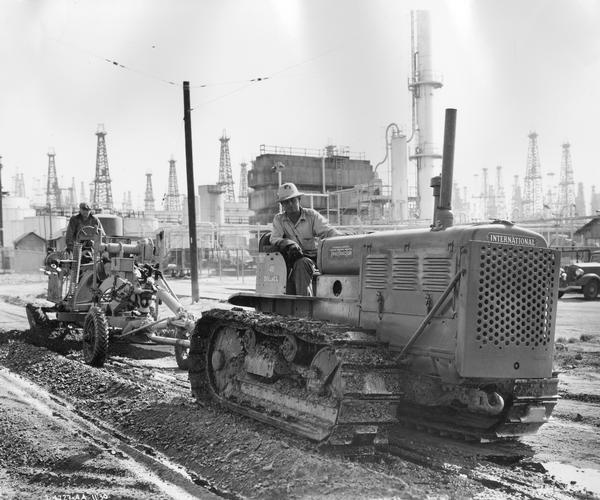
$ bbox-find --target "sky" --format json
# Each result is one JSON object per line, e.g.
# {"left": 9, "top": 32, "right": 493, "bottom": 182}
{"left": 2, "top": 0, "right": 600, "bottom": 212}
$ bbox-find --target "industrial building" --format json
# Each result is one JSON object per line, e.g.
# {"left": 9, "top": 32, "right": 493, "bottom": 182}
{"left": 248, "top": 145, "right": 387, "bottom": 225}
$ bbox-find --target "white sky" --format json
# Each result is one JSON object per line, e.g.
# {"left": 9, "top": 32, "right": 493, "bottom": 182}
{"left": 2, "top": 0, "right": 600, "bottom": 211}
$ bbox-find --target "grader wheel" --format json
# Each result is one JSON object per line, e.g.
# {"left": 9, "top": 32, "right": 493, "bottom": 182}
{"left": 82, "top": 306, "right": 109, "bottom": 367}
{"left": 174, "top": 328, "right": 190, "bottom": 370}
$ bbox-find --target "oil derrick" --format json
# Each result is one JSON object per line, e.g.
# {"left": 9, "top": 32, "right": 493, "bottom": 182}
{"left": 481, "top": 168, "right": 496, "bottom": 219}
{"left": 487, "top": 185, "right": 497, "bottom": 219}
{"left": 46, "top": 148, "right": 61, "bottom": 210}
{"left": 92, "top": 124, "right": 113, "bottom": 211}
{"left": 494, "top": 166, "right": 507, "bottom": 219}
{"left": 575, "top": 182, "right": 586, "bottom": 217}
{"left": 121, "top": 191, "right": 133, "bottom": 212}
{"left": 511, "top": 175, "right": 523, "bottom": 221}
{"left": 544, "top": 172, "right": 556, "bottom": 213}
{"left": 591, "top": 185, "right": 600, "bottom": 214}
{"left": 164, "top": 158, "right": 181, "bottom": 212}
{"left": 14, "top": 173, "right": 26, "bottom": 198}
{"left": 218, "top": 130, "right": 235, "bottom": 202}
{"left": 238, "top": 162, "right": 248, "bottom": 204}
{"left": 558, "top": 142, "right": 576, "bottom": 217}
{"left": 144, "top": 173, "right": 155, "bottom": 212}
{"left": 523, "top": 132, "right": 543, "bottom": 219}
{"left": 452, "top": 182, "right": 469, "bottom": 223}
{"left": 65, "top": 177, "right": 77, "bottom": 208}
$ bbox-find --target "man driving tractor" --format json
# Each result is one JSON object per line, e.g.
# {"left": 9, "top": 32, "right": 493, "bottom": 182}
{"left": 270, "top": 182, "right": 340, "bottom": 296}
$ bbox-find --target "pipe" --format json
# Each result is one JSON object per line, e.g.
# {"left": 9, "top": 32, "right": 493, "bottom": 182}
{"left": 113, "top": 317, "right": 169, "bottom": 339}
{"left": 435, "top": 108, "right": 456, "bottom": 229}
{"left": 146, "top": 334, "right": 190, "bottom": 348}
{"left": 321, "top": 155, "right": 326, "bottom": 194}
{"left": 439, "top": 108, "right": 456, "bottom": 210}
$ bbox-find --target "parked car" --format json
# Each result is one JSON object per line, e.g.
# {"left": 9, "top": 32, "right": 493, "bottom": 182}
{"left": 559, "top": 251, "right": 600, "bottom": 299}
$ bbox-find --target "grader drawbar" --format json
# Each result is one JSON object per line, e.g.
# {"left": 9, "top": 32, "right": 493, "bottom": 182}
{"left": 26, "top": 226, "right": 193, "bottom": 369}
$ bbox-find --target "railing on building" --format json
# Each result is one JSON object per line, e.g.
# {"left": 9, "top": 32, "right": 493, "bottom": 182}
{"left": 259, "top": 144, "right": 366, "bottom": 161}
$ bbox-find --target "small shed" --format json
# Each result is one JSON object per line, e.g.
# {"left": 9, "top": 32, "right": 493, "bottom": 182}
{"left": 13, "top": 232, "right": 47, "bottom": 273}
{"left": 574, "top": 217, "right": 600, "bottom": 247}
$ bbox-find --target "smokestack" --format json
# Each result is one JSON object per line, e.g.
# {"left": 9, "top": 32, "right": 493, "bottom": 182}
{"left": 432, "top": 108, "right": 456, "bottom": 230}
{"left": 410, "top": 10, "right": 443, "bottom": 222}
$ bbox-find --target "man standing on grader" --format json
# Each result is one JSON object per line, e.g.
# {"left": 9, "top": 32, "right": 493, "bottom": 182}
{"left": 65, "top": 202, "right": 104, "bottom": 254}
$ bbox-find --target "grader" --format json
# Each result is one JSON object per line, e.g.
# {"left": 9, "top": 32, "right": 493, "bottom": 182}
{"left": 26, "top": 225, "right": 193, "bottom": 369}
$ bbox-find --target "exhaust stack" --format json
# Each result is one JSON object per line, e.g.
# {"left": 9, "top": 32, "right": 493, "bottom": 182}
{"left": 432, "top": 108, "right": 456, "bottom": 230}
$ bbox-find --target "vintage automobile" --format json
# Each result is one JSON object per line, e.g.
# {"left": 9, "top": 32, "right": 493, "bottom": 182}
{"left": 559, "top": 250, "right": 600, "bottom": 299}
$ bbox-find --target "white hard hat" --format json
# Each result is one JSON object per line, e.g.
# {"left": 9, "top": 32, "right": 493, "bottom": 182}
{"left": 276, "top": 182, "right": 303, "bottom": 202}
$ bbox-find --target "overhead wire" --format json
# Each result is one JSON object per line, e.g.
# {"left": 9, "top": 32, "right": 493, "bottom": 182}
{"left": 49, "top": 36, "right": 271, "bottom": 89}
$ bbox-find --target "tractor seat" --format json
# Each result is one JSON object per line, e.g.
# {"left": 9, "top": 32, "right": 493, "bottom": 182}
{"left": 258, "top": 232, "right": 275, "bottom": 253}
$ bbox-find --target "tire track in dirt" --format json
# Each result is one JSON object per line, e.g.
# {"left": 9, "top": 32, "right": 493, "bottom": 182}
{"left": 0, "top": 368, "right": 222, "bottom": 499}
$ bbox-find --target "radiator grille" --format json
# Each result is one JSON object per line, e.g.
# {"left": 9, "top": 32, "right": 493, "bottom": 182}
{"left": 475, "top": 244, "right": 557, "bottom": 350}
{"left": 391, "top": 256, "right": 418, "bottom": 290}
{"left": 365, "top": 255, "right": 388, "bottom": 289}
{"left": 422, "top": 257, "right": 452, "bottom": 292}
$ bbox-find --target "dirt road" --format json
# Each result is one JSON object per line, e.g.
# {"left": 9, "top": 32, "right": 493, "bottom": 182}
{"left": 0, "top": 368, "right": 218, "bottom": 499}
{"left": 0, "top": 274, "right": 599, "bottom": 498}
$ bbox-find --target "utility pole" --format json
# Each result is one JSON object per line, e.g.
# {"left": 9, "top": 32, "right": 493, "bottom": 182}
{"left": 0, "top": 156, "right": 4, "bottom": 248}
{"left": 183, "top": 81, "right": 199, "bottom": 302}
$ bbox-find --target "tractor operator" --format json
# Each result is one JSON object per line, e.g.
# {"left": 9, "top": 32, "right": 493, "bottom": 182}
{"left": 65, "top": 202, "right": 105, "bottom": 254}
{"left": 270, "top": 182, "right": 340, "bottom": 296}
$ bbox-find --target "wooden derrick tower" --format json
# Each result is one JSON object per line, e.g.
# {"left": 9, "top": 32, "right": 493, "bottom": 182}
{"left": 558, "top": 142, "right": 576, "bottom": 218}
{"left": 218, "top": 130, "right": 235, "bottom": 202}
{"left": 92, "top": 124, "right": 114, "bottom": 211}
{"left": 164, "top": 157, "right": 181, "bottom": 212}
{"left": 46, "top": 148, "right": 61, "bottom": 210}
{"left": 144, "top": 172, "right": 155, "bottom": 212}
{"left": 511, "top": 175, "right": 523, "bottom": 221}
{"left": 238, "top": 162, "right": 248, "bottom": 204}
{"left": 523, "top": 132, "right": 543, "bottom": 219}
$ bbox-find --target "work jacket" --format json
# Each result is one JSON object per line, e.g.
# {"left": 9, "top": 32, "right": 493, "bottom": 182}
{"left": 270, "top": 207, "right": 340, "bottom": 259}
{"left": 65, "top": 213, "right": 104, "bottom": 250}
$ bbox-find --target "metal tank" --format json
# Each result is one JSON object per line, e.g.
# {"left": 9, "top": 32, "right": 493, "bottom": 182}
{"left": 96, "top": 214, "right": 123, "bottom": 237}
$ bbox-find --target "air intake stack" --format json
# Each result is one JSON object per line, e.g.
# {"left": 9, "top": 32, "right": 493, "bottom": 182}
{"left": 432, "top": 108, "right": 456, "bottom": 230}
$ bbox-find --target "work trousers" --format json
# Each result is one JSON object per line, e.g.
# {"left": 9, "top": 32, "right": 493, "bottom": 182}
{"left": 291, "top": 257, "right": 317, "bottom": 296}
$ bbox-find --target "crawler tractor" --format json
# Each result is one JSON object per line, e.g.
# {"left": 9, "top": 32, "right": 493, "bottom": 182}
{"left": 188, "top": 109, "right": 561, "bottom": 452}
{"left": 26, "top": 226, "right": 194, "bottom": 369}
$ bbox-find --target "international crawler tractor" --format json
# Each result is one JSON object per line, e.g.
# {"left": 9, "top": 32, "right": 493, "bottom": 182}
{"left": 26, "top": 226, "right": 194, "bottom": 369}
{"left": 187, "top": 109, "right": 560, "bottom": 453}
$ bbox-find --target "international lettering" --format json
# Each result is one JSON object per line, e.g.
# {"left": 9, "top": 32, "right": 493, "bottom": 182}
{"left": 487, "top": 233, "right": 536, "bottom": 246}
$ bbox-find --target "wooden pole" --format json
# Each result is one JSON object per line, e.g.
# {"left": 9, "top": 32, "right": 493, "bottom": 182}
{"left": 183, "top": 82, "right": 199, "bottom": 302}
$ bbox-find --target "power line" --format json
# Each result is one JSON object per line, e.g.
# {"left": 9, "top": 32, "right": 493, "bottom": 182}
{"left": 50, "top": 37, "right": 270, "bottom": 89}
{"left": 190, "top": 48, "right": 337, "bottom": 110}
